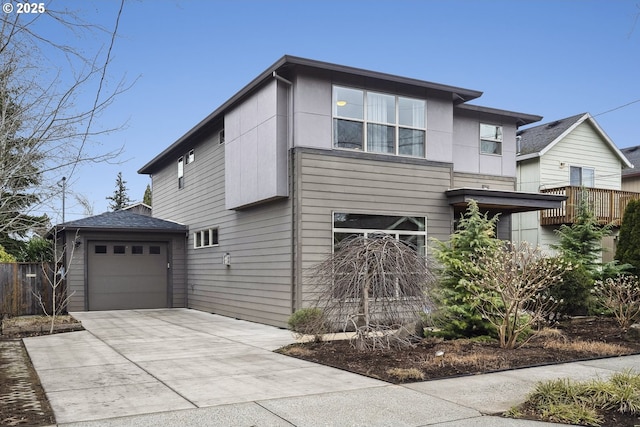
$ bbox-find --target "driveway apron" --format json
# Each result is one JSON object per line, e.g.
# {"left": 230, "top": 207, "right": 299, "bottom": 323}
{"left": 24, "top": 309, "right": 481, "bottom": 425}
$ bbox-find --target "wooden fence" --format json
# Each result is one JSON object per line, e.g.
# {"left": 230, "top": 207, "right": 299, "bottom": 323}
{"left": 0, "top": 262, "right": 58, "bottom": 316}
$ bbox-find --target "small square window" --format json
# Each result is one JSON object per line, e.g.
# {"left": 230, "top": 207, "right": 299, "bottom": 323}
{"left": 186, "top": 149, "right": 195, "bottom": 164}
{"left": 149, "top": 246, "right": 161, "bottom": 255}
{"left": 95, "top": 245, "right": 107, "bottom": 254}
{"left": 113, "top": 245, "right": 126, "bottom": 254}
{"left": 132, "top": 245, "right": 144, "bottom": 255}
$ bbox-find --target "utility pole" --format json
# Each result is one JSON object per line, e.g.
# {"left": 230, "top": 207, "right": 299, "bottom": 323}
{"left": 58, "top": 177, "right": 67, "bottom": 223}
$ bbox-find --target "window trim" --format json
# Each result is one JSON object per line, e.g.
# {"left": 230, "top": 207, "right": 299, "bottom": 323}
{"left": 570, "top": 165, "right": 595, "bottom": 187}
{"left": 479, "top": 123, "right": 503, "bottom": 155}
{"left": 186, "top": 149, "right": 195, "bottom": 164}
{"left": 332, "top": 211, "right": 427, "bottom": 257}
{"left": 194, "top": 228, "right": 219, "bottom": 249}
{"left": 332, "top": 86, "right": 426, "bottom": 158}
{"left": 178, "top": 156, "right": 184, "bottom": 189}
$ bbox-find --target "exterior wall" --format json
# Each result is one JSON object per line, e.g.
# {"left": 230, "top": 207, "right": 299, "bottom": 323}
{"left": 291, "top": 69, "right": 454, "bottom": 164}
{"left": 64, "top": 230, "right": 186, "bottom": 312}
{"left": 152, "top": 126, "right": 293, "bottom": 327}
{"left": 539, "top": 121, "right": 622, "bottom": 191}
{"left": 293, "top": 148, "right": 453, "bottom": 309}
{"left": 622, "top": 175, "right": 640, "bottom": 193}
{"left": 513, "top": 159, "right": 542, "bottom": 246}
{"left": 452, "top": 110, "right": 519, "bottom": 178}
{"left": 452, "top": 172, "right": 515, "bottom": 191}
{"left": 225, "top": 79, "right": 288, "bottom": 209}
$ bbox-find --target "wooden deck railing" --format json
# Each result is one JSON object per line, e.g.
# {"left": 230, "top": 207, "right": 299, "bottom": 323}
{"left": 540, "top": 186, "right": 640, "bottom": 226}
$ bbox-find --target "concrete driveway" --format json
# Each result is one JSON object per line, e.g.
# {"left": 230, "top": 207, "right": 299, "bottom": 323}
{"left": 24, "top": 308, "right": 638, "bottom": 426}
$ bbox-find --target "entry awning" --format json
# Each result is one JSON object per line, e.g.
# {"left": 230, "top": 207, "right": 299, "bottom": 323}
{"left": 445, "top": 187, "right": 566, "bottom": 213}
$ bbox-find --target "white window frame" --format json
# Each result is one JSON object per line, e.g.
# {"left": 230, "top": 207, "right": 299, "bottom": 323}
{"left": 332, "top": 212, "right": 427, "bottom": 257}
{"left": 177, "top": 156, "right": 184, "bottom": 189}
{"left": 332, "top": 86, "right": 426, "bottom": 158}
{"left": 194, "top": 228, "right": 219, "bottom": 249}
{"left": 570, "top": 165, "right": 595, "bottom": 187}
{"left": 186, "top": 149, "right": 195, "bottom": 164}
{"left": 480, "top": 123, "right": 503, "bottom": 155}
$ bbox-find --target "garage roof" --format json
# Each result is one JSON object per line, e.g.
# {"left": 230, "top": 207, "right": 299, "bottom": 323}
{"left": 55, "top": 210, "right": 187, "bottom": 233}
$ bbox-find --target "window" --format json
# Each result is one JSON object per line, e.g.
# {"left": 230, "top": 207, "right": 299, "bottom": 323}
{"left": 95, "top": 245, "right": 107, "bottom": 254}
{"left": 480, "top": 123, "right": 503, "bottom": 155}
{"left": 186, "top": 149, "right": 195, "bottom": 164}
{"left": 219, "top": 129, "right": 225, "bottom": 144}
{"left": 178, "top": 156, "right": 184, "bottom": 189}
{"left": 333, "top": 213, "right": 426, "bottom": 257}
{"left": 113, "top": 245, "right": 126, "bottom": 254}
{"left": 132, "top": 245, "right": 144, "bottom": 255}
{"left": 194, "top": 228, "right": 219, "bottom": 248}
{"left": 570, "top": 166, "right": 595, "bottom": 187}
{"left": 149, "top": 246, "right": 161, "bottom": 255}
{"left": 333, "top": 86, "right": 426, "bottom": 157}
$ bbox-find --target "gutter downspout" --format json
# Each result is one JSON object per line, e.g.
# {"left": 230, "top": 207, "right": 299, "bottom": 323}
{"left": 272, "top": 71, "right": 298, "bottom": 314}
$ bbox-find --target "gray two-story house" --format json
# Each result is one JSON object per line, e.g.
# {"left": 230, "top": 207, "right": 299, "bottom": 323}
{"left": 137, "top": 56, "right": 563, "bottom": 327}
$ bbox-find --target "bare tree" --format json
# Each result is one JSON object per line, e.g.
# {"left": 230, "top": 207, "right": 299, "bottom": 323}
{"left": 308, "top": 234, "right": 435, "bottom": 350}
{"left": 0, "top": 1, "right": 129, "bottom": 238}
{"left": 32, "top": 228, "right": 77, "bottom": 334}
{"left": 470, "top": 241, "right": 569, "bottom": 349}
{"left": 593, "top": 275, "right": 640, "bottom": 330}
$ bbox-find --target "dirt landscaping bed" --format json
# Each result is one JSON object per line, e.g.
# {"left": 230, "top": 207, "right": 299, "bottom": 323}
{"left": 0, "top": 315, "right": 83, "bottom": 426}
{"left": 278, "top": 317, "right": 640, "bottom": 426}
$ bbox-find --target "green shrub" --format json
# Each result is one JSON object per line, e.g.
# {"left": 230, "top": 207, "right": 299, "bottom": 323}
{"left": 0, "top": 245, "right": 16, "bottom": 262}
{"left": 549, "top": 263, "right": 594, "bottom": 318}
{"left": 287, "top": 308, "right": 326, "bottom": 339}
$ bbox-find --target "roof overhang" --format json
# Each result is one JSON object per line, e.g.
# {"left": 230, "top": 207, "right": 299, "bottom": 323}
{"left": 456, "top": 104, "right": 543, "bottom": 127}
{"left": 445, "top": 187, "right": 566, "bottom": 213}
{"left": 138, "top": 55, "right": 484, "bottom": 175}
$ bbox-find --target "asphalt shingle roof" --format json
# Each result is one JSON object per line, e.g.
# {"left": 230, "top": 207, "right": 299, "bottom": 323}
{"left": 621, "top": 145, "right": 640, "bottom": 176}
{"left": 516, "top": 113, "right": 587, "bottom": 156}
{"left": 58, "top": 210, "right": 187, "bottom": 232}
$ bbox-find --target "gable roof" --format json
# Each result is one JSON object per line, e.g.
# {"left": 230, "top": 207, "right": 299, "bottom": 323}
{"left": 56, "top": 210, "right": 186, "bottom": 233}
{"left": 516, "top": 113, "right": 633, "bottom": 168}
{"left": 621, "top": 145, "right": 640, "bottom": 177}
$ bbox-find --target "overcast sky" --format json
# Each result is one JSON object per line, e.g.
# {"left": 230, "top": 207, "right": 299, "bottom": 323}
{"left": 28, "top": 0, "right": 640, "bottom": 222}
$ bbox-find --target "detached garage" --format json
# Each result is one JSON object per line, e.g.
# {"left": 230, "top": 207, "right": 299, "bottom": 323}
{"left": 53, "top": 210, "right": 187, "bottom": 312}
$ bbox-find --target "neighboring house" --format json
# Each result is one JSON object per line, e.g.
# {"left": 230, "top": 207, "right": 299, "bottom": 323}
{"left": 54, "top": 210, "right": 187, "bottom": 311}
{"left": 135, "top": 55, "right": 564, "bottom": 328}
{"left": 513, "top": 113, "right": 637, "bottom": 261}
{"left": 621, "top": 145, "right": 640, "bottom": 192}
{"left": 123, "top": 202, "right": 152, "bottom": 216}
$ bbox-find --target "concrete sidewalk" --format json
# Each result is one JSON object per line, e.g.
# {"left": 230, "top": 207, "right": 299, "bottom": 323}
{"left": 23, "top": 309, "right": 640, "bottom": 426}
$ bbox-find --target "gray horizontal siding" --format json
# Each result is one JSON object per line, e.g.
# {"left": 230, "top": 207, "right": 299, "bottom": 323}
{"left": 293, "top": 148, "right": 453, "bottom": 309}
{"left": 151, "top": 127, "right": 293, "bottom": 328}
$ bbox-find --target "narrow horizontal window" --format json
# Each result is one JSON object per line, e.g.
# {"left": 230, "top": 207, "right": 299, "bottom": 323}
{"left": 194, "top": 228, "right": 219, "bottom": 248}
{"left": 113, "top": 245, "right": 126, "bottom": 254}
{"left": 95, "top": 245, "right": 107, "bottom": 254}
{"left": 132, "top": 245, "right": 144, "bottom": 255}
{"left": 149, "top": 246, "right": 161, "bottom": 255}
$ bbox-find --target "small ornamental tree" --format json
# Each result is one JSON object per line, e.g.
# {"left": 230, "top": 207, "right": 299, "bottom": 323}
{"left": 550, "top": 189, "right": 613, "bottom": 316}
{"left": 593, "top": 275, "right": 640, "bottom": 330}
{"left": 431, "top": 200, "right": 501, "bottom": 338}
{"left": 308, "top": 234, "right": 435, "bottom": 351}
{"left": 616, "top": 199, "right": 640, "bottom": 275}
{"left": 470, "top": 241, "right": 569, "bottom": 349}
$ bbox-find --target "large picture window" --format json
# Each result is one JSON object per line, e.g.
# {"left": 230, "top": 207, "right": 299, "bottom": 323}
{"left": 332, "top": 212, "right": 426, "bottom": 257}
{"left": 333, "top": 86, "right": 426, "bottom": 157}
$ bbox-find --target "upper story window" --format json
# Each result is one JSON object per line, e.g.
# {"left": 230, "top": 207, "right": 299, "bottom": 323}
{"left": 480, "top": 123, "right": 503, "bottom": 155}
{"left": 186, "top": 149, "right": 195, "bottom": 164}
{"left": 332, "top": 86, "right": 426, "bottom": 157}
{"left": 570, "top": 166, "right": 595, "bottom": 187}
{"left": 177, "top": 156, "right": 184, "bottom": 189}
{"left": 194, "top": 228, "right": 219, "bottom": 248}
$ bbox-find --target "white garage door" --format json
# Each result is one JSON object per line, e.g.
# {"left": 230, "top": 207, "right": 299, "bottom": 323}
{"left": 87, "top": 241, "right": 168, "bottom": 310}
